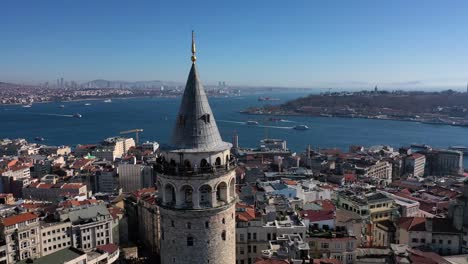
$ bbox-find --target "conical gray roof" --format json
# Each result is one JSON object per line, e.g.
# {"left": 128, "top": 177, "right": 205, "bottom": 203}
{"left": 170, "top": 63, "right": 225, "bottom": 150}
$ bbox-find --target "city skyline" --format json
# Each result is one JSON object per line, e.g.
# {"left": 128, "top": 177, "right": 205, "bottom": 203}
{"left": 1, "top": 0, "right": 468, "bottom": 89}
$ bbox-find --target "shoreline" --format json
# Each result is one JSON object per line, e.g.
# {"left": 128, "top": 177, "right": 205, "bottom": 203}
{"left": 240, "top": 111, "right": 468, "bottom": 128}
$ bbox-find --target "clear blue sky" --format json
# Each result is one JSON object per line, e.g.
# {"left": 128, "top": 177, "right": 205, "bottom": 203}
{"left": 1, "top": 0, "right": 467, "bottom": 89}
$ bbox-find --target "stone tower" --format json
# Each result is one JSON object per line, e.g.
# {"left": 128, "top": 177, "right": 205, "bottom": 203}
{"left": 156, "top": 32, "right": 236, "bottom": 264}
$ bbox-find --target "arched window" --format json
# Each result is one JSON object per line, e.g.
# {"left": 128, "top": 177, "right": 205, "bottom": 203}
{"left": 216, "top": 182, "right": 228, "bottom": 203}
{"left": 205, "top": 221, "right": 209, "bottom": 228}
{"left": 180, "top": 185, "right": 194, "bottom": 207}
{"left": 187, "top": 236, "right": 194, "bottom": 246}
{"left": 229, "top": 178, "right": 235, "bottom": 201}
{"left": 184, "top": 160, "right": 191, "bottom": 169}
{"left": 222, "top": 218, "right": 225, "bottom": 224}
{"left": 187, "top": 222, "right": 191, "bottom": 229}
{"left": 199, "top": 185, "right": 212, "bottom": 208}
{"left": 215, "top": 157, "right": 221, "bottom": 166}
{"left": 200, "top": 159, "right": 208, "bottom": 168}
{"left": 165, "top": 184, "right": 176, "bottom": 205}
{"left": 221, "top": 230, "right": 226, "bottom": 241}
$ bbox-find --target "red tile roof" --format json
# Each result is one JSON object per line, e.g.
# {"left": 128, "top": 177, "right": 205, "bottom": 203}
{"left": 236, "top": 203, "right": 258, "bottom": 222}
{"left": 300, "top": 210, "right": 334, "bottom": 222}
{"left": 96, "top": 243, "right": 119, "bottom": 254}
{"left": 1, "top": 212, "right": 38, "bottom": 227}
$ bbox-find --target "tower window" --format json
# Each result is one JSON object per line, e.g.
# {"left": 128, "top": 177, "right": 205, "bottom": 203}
{"left": 221, "top": 230, "right": 226, "bottom": 241}
{"left": 187, "top": 236, "right": 194, "bottom": 246}
{"left": 205, "top": 221, "right": 209, "bottom": 228}
{"left": 222, "top": 218, "right": 225, "bottom": 224}
{"left": 171, "top": 220, "right": 175, "bottom": 227}
{"left": 187, "top": 222, "right": 191, "bottom": 229}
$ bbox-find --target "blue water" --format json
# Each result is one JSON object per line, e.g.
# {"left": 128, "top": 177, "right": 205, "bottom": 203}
{"left": 1, "top": 93, "right": 468, "bottom": 158}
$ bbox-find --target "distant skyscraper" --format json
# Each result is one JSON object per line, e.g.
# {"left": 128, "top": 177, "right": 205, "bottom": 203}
{"left": 156, "top": 32, "right": 236, "bottom": 264}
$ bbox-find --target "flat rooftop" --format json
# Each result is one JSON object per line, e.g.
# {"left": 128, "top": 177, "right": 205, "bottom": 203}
{"left": 17, "top": 248, "right": 84, "bottom": 264}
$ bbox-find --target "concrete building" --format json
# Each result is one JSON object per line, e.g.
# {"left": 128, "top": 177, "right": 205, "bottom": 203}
{"left": 96, "top": 169, "right": 118, "bottom": 193}
{"left": 404, "top": 153, "right": 425, "bottom": 177}
{"left": 424, "top": 149, "right": 463, "bottom": 176}
{"left": 0, "top": 212, "right": 41, "bottom": 263}
{"left": 39, "top": 222, "right": 72, "bottom": 256}
{"left": 397, "top": 217, "right": 462, "bottom": 255}
{"left": 22, "top": 182, "right": 87, "bottom": 202}
{"left": 56, "top": 203, "right": 115, "bottom": 252}
{"left": 141, "top": 141, "right": 159, "bottom": 153}
{"left": 235, "top": 204, "right": 307, "bottom": 264}
{"left": 307, "top": 233, "right": 357, "bottom": 263}
{"left": 155, "top": 36, "right": 237, "bottom": 264}
{"left": 365, "top": 161, "right": 393, "bottom": 186}
{"left": 261, "top": 234, "right": 310, "bottom": 263}
{"left": 0, "top": 165, "right": 31, "bottom": 197}
{"left": 124, "top": 188, "right": 160, "bottom": 257}
{"left": 118, "top": 162, "right": 153, "bottom": 193}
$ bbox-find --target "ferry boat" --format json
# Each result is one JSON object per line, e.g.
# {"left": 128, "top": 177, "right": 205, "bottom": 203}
{"left": 246, "top": 121, "right": 259, "bottom": 125}
{"left": 84, "top": 103, "right": 92, "bottom": 106}
{"left": 34, "top": 137, "right": 45, "bottom": 141}
{"left": 22, "top": 104, "right": 32, "bottom": 108}
{"left": 294, "top": 125, "right": 309, "bottom": 130}
{"left": 104, "top": 99, "right": 112, "bottom": 103}
{"left": 258, "top": 97, "right": 280, "bottom": 101}
{"left": 73, "top": 113, "right": 82, "bottom": 118}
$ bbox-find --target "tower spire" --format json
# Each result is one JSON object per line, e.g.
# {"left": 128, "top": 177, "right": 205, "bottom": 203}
{"left": 191, "top": 30, "right": 196, "bottom": 63}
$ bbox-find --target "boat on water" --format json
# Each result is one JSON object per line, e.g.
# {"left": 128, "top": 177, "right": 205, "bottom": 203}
{"left": 84, "top": 103, "right": 92, "bottom": 106}
{"left": 22, "top": 104, "right": 32, "bottom": 108}
{"left": 104, "top": 99, "right": 112, "bottom": 103}
{"left": 59, "top": 105, "right": 65, "bottom": 108}
{"left": 294, "top": 125, "right": 309, "bottom": 130}
{"left": 246, "top": 121, "right": 259, "bottom": 125}
{"left": 258, "top": 96, "right": 280, "bottom": 101}
{"left": 73, "top": 113, "right": 82, "bottom": 118}
{"left": 34, "top": 137, "right": 45, "bottom": 141}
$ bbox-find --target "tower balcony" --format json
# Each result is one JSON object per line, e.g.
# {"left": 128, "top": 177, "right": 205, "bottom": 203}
{"left": 155, "top": 159, "right": 237, "bottom": 177}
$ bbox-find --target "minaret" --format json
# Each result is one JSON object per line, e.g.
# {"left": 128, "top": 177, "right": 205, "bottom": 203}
{"left": 156, "top": 32, "right": 236, "bottom": 264}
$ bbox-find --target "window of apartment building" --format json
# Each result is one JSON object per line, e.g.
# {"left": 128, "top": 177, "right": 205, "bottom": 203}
{"left": 187, "top": 236, "right": 194, "bottom": 246}
{"left": 439, "top": 240, "right": 443, "bottom": 244}
{"left": 253, "top": 233, "right": 257, "bottom": 240}
{"left": 273, "top": 233, "right": 276, "bottom": 240}
{"left": 248, "top": 245, "right": 251, "bottom": 253}
{"left": 321, "top": 243, "right": 329, "bottom": 249}
{"left": 448, "top": 240, "right": 452, "bottom": 244}
{"left": 432, "top": 239, "right": 436, "bottom": 244}
{"left": 267, "top": 233, "right": 271, "bottom": 240}
{"left": 240, "top": 247, "right": 245, "bottom": 254}
{"left": 240, "top": 234, "right": 244, "bottom": 241}
{"left": 347, "top": 254, "right": 353, "bottom": 261}
{"left": 248, "top": 259, "right": 252, "bottom": 264}
{"left": 253, "top": 246, "right": 257, "bottom": 253}
{"left": 421, "top": 239, "right": 426, "bottom": 243}
{"left": 248, "top": 233, "right": 251, "bottom": 240}
{"left": 335, "top": 243, "right": 342, "bottom": 249}
{"left": 412, "top": 238, "right": 418, "bottom": 243}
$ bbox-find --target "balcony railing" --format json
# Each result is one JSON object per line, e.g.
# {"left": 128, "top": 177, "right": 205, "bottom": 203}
{"left": 155, "top": 160, "right": 237, "bottom": 177}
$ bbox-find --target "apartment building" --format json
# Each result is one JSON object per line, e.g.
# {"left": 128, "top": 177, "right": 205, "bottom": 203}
{"left": 0, "top": 212, "right": 41, "bottom": 263}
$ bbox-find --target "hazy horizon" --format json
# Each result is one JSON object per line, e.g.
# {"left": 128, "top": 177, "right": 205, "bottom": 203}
{"left": 1, "top": 0, "right": 468, "bottom": 89}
